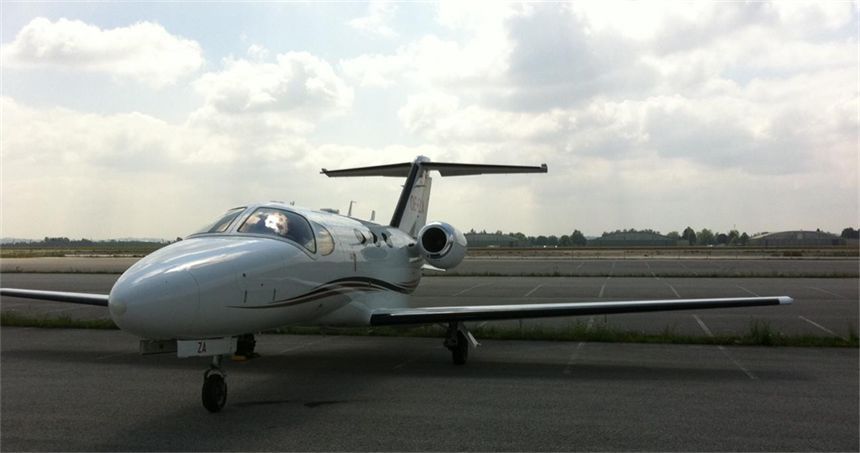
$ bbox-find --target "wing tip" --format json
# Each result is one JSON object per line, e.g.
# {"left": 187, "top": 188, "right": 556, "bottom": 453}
{"left": 778, "top": 296, "right": 794, "bottom": 305}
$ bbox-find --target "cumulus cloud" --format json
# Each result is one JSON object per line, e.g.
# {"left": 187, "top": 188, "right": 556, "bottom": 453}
{"left": 398, "top": 93, "right": 572, "bottom": 144}
{"left": 384, "top": 1, "right": 857, "bottom": 185}
{"left": 191, "top": 52, "right": 352, "bottom": 130}
{"left": 0, "top": 17, "right": 203, "bottom": 88}
{"left": 349, "top": 1, "right": 399, "bottom": 38}
{"left": 1, "top": 97, "right": 178, "bottom": 170}
{"left": 341, "top": 3, "right": 515, "bottom": 89}
{"left": 2, "top": 3, "right": 856, "bottom": 238}
{"left": 501, "top": 4, "right": 657, "bottom": 110}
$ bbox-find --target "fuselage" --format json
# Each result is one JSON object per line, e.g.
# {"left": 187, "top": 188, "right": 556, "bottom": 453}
{"left": 108, "top": 203, "right": 422, "bottom": 339}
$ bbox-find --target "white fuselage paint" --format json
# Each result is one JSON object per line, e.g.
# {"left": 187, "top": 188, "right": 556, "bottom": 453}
{"left": 108, "top": 203, "right": 422, "bottom": 340}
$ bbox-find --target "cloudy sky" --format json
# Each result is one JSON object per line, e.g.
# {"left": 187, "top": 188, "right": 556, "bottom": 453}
{"left": 1, "top": 2, "right": 857, "bottom": 240}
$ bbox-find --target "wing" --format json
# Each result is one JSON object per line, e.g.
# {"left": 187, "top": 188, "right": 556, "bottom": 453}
{"left": 0, "top": 288, "right": 110, "bottom": 307}
{"left": 370, "top": 296, "right": 792, "bottom": 326}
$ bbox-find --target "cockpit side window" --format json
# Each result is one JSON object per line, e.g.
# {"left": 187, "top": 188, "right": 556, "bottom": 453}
{"left": 313, "top": 223, "right": 335, "bottom": 256}
{"left": 237, "top": 208, "right": 316, "bottom": 252}
{"left": 193, "top": 207, "right": 246, "bottom": 235}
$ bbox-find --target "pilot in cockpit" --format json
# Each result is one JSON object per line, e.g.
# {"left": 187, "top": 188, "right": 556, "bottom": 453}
{"left": 240, "top": 209, "right": 313, "bottom": 249}
{"left": 264, "top": 212, "right": 289, "bottom": 237}
{"left": 244, "top": 211, "right": 288, "bottom": 237}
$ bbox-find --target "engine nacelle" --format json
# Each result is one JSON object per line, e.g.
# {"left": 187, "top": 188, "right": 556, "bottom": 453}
{"left": 417, "top": 221, "right": 468, "bottom": 269}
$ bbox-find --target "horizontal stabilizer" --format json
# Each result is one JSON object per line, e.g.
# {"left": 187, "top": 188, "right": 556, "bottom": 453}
{"left": 0, "top": 288, "right": 110, "bottom": 307}
{"left": 423, "top": 162, "right": 547, "bottom": 177}
{"left": 321, "top": 163, "right": 413, "bottom": 178}
{"left": 370, "top": 296, "right": 792, "bottom": 326}
{"left": 321, "top": 161, "right": 548, "bottom": 178}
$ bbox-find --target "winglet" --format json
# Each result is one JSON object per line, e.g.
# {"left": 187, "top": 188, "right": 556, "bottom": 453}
{"left": 778, "top": 296, "right": 793, "bottom": 305}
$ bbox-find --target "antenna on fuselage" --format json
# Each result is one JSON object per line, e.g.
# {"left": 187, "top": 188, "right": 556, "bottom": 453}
{"left": 348, "top": 200, "right": 356, "bottom": 217}
{"left": 371, "top": 210, "right": 376, "bottom": 222}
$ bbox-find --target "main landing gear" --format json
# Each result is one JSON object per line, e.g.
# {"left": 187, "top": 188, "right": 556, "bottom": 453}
{"left": 233, "top": 333, "right": 259, "bottom": 361}
{"left": 202, "top": 355, "right": 227, "bottom": 413}
{"left": 444, "top": 322, "right": 478, "bottom": 365}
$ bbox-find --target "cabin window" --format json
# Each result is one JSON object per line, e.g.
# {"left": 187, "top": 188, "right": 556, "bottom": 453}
{"left": 354, "top": 229, "right": 367, "bottom": 244}
{"left": 238, "top": 208, "right": 316, "bottom": 252}
{"left": 193, "top": 207, "right": 246, "bottom": 234}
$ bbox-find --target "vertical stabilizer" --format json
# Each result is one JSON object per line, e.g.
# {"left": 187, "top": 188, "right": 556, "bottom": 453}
{"left": 394, "top": 169, "right": 432, "bottom": 236}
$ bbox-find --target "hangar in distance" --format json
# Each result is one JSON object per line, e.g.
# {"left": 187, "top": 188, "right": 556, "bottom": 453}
{"left": 0, "top": 155, "right": 792, "bottom": 412}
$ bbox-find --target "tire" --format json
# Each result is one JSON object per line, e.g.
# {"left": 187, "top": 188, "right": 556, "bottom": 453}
{"left": 202, "top": 373, "right": 227, "bottom": 413}
{"left": 236, "top": 334, "right": 256, "bottom": 357}
{"left": 452, "top": 331, "right": 468, "bottom": 365}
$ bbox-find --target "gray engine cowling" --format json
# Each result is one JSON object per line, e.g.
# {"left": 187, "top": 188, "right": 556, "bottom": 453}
{"left": 417, "top": 221, "right": 467, "bottom": 269}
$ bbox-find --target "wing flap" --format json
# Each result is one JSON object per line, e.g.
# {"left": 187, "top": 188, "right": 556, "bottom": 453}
{"left": 0, "top": 288, "right": 110, "bottom": 307}
{"left": 370, "top": 296, "right": 792, "bottom": 326}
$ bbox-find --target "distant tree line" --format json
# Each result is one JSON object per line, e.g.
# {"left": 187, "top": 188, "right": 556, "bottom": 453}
{"left": 4, "top": 237, "right": 169, "bottom": 249}
{"left": 467, "top": 226, "right": 857, "bottom": 247}
{"left": 469, "top": 229, "right": 588, "bottom": 247}
{"left": 841, "top": 228, "right": 859, "bottom": 239}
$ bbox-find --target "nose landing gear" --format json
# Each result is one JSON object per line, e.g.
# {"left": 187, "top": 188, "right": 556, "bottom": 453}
{"left": 177, "top": 335, "right": 256, "bottom": 412}
{"left": 202, "top": 355, "right": 227, "bottom": 413}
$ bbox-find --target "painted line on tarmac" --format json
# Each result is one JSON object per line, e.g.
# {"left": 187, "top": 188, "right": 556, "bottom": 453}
{"left": 678, "top": 261, "right": 698, "bottom": 276}
{"left": 805, "top": 286, "right": 847, "bottom": 299}
{"left": 524, "top": 284, "right": 544, "bottom": 297}
{"left": 665, "top": 282, "right": 681, "bottom": 298}
{"left": 798, "top": 316, "right": 846, "bottom": 341}
{"left": 693, "top": 314, "right": 757, "bottom": 380}
{"left": 598, "top": 277, "right": 611, "bottom": 298}
{"left": 563, "top": 316, "right": 594, "bottom": 375}
{"left": 736, "top": 285, "right": 760, "bottom": 297}
{"left": 644, "top": 260, "right": 658, "bottom": 279}
{"left": 576, "top": 261, "right": 586, "bottom": 270}
{"left": 452, "top": 283, "right": 490, "bottom": 297}
{"left": 693, "top": 314, "right": 714, "bottom": 337}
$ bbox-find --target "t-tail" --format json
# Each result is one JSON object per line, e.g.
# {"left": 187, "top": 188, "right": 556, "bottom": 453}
{"left": 321, "top": 156, "right": 548, "bottom": 237}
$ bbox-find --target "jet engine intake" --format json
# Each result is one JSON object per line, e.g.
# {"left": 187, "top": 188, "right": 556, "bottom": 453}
{"left": 417, "top": 221, "right": 467, "bottom": 269}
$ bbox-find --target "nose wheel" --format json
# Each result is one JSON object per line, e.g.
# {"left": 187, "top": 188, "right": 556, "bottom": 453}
{"left": 202, "top": 356, "right": 227, "bottom": 412}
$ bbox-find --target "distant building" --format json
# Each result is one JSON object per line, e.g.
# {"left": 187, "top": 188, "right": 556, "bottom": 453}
{"left": 588, "top": 231, "right": 677, "bottom": 247}
{"left": 748, "top": 231, "right": 845, "bottom": 247}
{"left": 465, "top": 233, "right": 528, "bottom": 248}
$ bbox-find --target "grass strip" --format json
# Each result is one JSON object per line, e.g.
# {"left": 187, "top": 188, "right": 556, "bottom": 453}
{"left": 1, "top": 311, "right": 117, "bottom": 329}
{"left": 433, "top": 271, "right": 859, "bottom": 278}
{"left": 1, "top": 269, "right": 856, "bottom": 278}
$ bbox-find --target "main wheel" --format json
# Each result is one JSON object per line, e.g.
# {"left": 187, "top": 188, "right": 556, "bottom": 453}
{"left": 452, "top": 331, "right": 468, "bottom": 365}
{"left": 202, "top": 372, "right": 227, "bottom": 413}
{"left": 235, "top": 333, "right": 257, "bottom": 357}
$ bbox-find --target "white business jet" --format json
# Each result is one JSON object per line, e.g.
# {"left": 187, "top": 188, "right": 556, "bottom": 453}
{"left": 1, "top": 156, "right": 791, "bottom": 412}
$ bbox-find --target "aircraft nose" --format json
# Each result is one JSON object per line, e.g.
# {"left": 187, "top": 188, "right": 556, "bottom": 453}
{"left": 109, "top": 266, "right": 200, "bottom": 339}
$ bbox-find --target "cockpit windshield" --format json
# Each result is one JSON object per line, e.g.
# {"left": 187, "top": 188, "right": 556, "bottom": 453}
{"left": 237, "top": 207, "right": 316, "bottom": 252}
{"left": 193, "top": 207, "right": 246, "bottom": 235}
